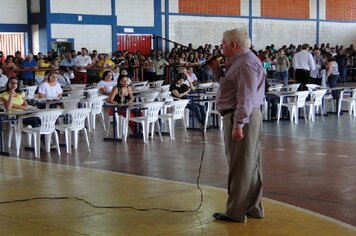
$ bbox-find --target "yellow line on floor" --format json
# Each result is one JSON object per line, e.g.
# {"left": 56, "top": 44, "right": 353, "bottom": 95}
{"left": 1, "top": 156, "right": 355, "bottom": 236}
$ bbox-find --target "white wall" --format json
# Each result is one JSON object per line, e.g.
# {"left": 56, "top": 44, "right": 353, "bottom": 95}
{"left": 253, "top": 19, "right": 316, "bottom": 50}
{"left": 51, "top": 24, "right": 112, "bottom": 53}
{"left": 240, "top": 0, "right": 249, "bottom": 16}
{"left": 32, "top": 24, "right": 40, "bottom": 54}
{"left": 320, "top": 22, "right": 356, "bottom": 47}
{"left": 30, "top": 0, "right": 40, "bottom": 13}
{"left": 169, "top": 0, "right": 179, "bottom": 13}
{"left": 310, "top": 0, "right": 317, "bottom": 19}
{"left": 252, "top": 0, "right": 261, "bottom": 17}
{"left": 50, "top": 0, "right": 111, "bottom": 15}
{"left": 0, "top": 0, "right": 27, "bottom": 24}
{"left": 169, "top": 15, "right": 249, "bottom": 48}
{"left": 116, "top": 0, "right": 154, "bottom": 26}
{"left": 319, "top": 0, "right": 326, "bottom": 20}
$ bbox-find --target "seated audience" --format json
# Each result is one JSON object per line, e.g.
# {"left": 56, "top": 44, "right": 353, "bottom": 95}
{"left": 170, "top": 73, "right": 206, "bottom": 128}
{"left": 97, "top": 70, "right": 117, "bottom": 95}
{"left": 37, "top": 71, "right": 63, "bottom": 99}
{"left": 108, "top": 76, "right": 137, "bottom": 133}
{"left": 58, "top": 66, "right": 74, "bottom": 87}
{"left": 0, "top": 68, "right": 9, "bottom": 87}
{"left": 0, "top": 77, "right": 40, "bottom": 126}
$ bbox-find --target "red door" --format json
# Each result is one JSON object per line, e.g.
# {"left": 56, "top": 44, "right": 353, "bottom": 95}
{"left": 117, "top": 34, "right": 152, "bottom": 56}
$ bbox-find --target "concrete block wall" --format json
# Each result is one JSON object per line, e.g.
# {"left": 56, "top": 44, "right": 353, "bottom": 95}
{"left": 50, "top": 0, "right": 111, "bottom": 15}
{"left": 0, "top": 0, "right": 27, "bottom": 24}
{"left": 51, "top": 24, "right": 112, "bottom": 53}
{"left": 116, "top": 0, "right": 154, "bottom": 26}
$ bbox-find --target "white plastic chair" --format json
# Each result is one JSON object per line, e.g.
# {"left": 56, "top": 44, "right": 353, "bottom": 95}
{"left": 141, "top": 91, "right": 160, "bottom": 102}
{"left": 204, "top": 100, "right": 223, "bottom": 132}
{"left": 126, "top": 102, "right": 164, "bottom": 143}
{"left": 22, "top": 86, "right": 38, "bottom": 99}
{"left": 132, "top": 81, "right": 148, "bottom": 88}
{"left": 16, "top": 109, "right": 63, "bottom": 158}
{"left": 62, "top": 98, "right": 81, "bottom": 111}
{"left": 306, "top": 84, "right": 322, "bottom": 91}
{"left": 197, "top": 82, "right": 213, "bottom": 89}
{"left": 337, "top": 88, "right": 356, "bottom": 117}
{"left": 149, "top": 80, "right": 164, "bottom": 88}
{"left": 305, "top": 89, "right": 327, "bottom": 121}
{"left": 280, "top": 83, "right": 301, "bottom": 93}
{"left": 132, "top": 85, "right": 150, "bottom": 93}
{"left": 87, "top": 96, "right": 107, "bottom": 132}
{"left": 160, "top": 84, "right": 170, "bottom": 92}
{"left": 277, "top": 91, "right": 309, "bottom": 124}
{"left": 159, "top": 99, "right": 189, "bottom": 140}
{"left": 55, "top": 108, "right": 91, "bottom": 154}
{"left": 68, "top": 89, "right": 84, "bottom": 99}
{"left": 69, "top": 84, "right": 86, "bottom": 90}
{"left": 85, "top": 88, "right": 99, "bottom": 98}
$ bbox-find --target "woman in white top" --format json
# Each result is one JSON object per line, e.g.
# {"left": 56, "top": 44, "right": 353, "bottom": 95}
{"left": 185, "top": 67, "right": 198, "bottom": 86}
{"left": 37, "top": 71, "right": 63, "bottom": 99}
{"left": 97, "top": 70, "right": 117, "bottom": 95}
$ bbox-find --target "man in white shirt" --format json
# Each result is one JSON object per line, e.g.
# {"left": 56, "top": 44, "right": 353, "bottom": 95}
{"left": 74, "top": 47, "right": 92, "bottom": 84}
{"left": 293, "top": 44, "right": 316, "bottom": 90}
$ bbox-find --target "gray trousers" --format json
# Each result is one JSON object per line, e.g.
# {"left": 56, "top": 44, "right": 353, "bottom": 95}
{"left": 222, "top": 107, "right": 264, "bottom": 221}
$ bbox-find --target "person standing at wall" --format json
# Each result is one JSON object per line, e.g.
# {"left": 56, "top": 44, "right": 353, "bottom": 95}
{"left": 209, "top": 28, "right": 265, "bottom": 223}
{"left": 274, "top": 49, "right": 290, "bottom": 86}
{"left": 293, "top": 43, "right": 315, "bottom": 90}
{"left": 153, "top": 54, "right": 169, "bottom": 81}
{"left": 21, "top": 53, "right": 38, "bottom": 86}
{"left": 74, "top": 47, "right": 92, "bottom": 84}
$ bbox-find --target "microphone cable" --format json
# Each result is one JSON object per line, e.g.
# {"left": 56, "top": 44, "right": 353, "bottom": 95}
{"left": 0, "top": 133, "right": 206, "bottom": 213}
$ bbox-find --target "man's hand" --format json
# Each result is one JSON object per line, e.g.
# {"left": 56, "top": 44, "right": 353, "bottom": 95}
{"left": 232, "top": 127, "right": 244, "bottom": 141}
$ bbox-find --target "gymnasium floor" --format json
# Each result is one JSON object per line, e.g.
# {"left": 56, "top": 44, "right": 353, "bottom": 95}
{"left": 0, "top": 105, "right": 356, "bottom": 235}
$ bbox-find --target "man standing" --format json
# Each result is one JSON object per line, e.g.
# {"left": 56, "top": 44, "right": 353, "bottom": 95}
{"left": 153, "top": 54, "right": 169, "bottom": 81}
{"left": 210, "top": 28, "right": 265, "bottom": 223}
{"left": 21, "top": 53, "right": 38, "bottom": 86}
{"left": 74, "top": 47, "right": 92, "bottom": 84}
{"left": 293, "top": 43, "right": 315, "bottom": 90}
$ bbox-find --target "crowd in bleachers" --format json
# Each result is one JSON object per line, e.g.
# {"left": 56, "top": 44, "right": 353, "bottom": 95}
{"left": 0, "top": 42, "right": 355, "bottom": 90}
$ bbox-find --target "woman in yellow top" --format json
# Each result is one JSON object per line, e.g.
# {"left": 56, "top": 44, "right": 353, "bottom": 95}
{"left": 0, "top": 77, "right": 40, "bottom": 126}
{"left": 98, "top": 53, "right": 115, "bottom": 78}
{"left": 35, "top": 57, "right": 51, "bottom": 85}
{"left": 0, "top": 77, "right": 28, "bottom": 112}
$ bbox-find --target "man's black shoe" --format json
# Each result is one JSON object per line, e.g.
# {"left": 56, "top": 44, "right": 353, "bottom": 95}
{"left": 213, "top": 212, "right": 246, "bottom": 223}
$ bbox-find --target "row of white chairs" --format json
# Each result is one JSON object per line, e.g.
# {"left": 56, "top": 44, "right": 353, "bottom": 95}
{"left": 9, "top": 95, "right": 108, "bottom": 158}
{"left": 108, "top": 100, "right": 190, "bottom": 143}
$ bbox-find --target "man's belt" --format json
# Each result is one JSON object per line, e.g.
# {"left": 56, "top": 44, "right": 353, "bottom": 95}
{"left": 220, "top": 109, "right": 236, "bottom": 117}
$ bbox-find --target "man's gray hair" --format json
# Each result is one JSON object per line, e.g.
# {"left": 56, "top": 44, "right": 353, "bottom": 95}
{"left": 223, "top": 28, "right": 251, "bottom": 49}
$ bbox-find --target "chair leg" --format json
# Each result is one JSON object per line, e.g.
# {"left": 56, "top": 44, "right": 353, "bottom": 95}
{"left": 91, "top": 114, "right": 96, "bottom": 131}
{"left": 64, "top": 129, "right": 71, "bottom": 154}
{"left": 83, "top": 128, "right": 90, "bottom": 152}
{"left": 337, "top": 99, "right": 342, "bottom": 116}
{"left": 182, "top": 117, "right": 188, "bottom": 139}
{"left": 34, "top": 133, "right": 40, "bottom": 158}
{"left": 53, "top": 130, "right": 61, "bottom": 155}
{"left": 156, "top": 120, "right": 163, "bottom": 142}
{"left": 101, "top": 113, "right": 106, "bottom": 132}
{"left": 8, "top": 125, "right": 13, "bottom": 148}
{"left": 150, "top": 122, "right": 155, "bottom": 139}
{"left": 277, "top": 104, "right": 281, "bottom": 123}
{"left": 167, "top": 119, "right": 173, "bottom": 140}
{"left": 142, "top": 121, "right": 148, "bottom": 143}
{"left": 15, "top": 130, "right": 22, "bottom": 156}
{"left": 45, "top": 134, "right": 51, "bottom": 152}
{"left": 73, "top": 130, "right": 79, "bottom": 149}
